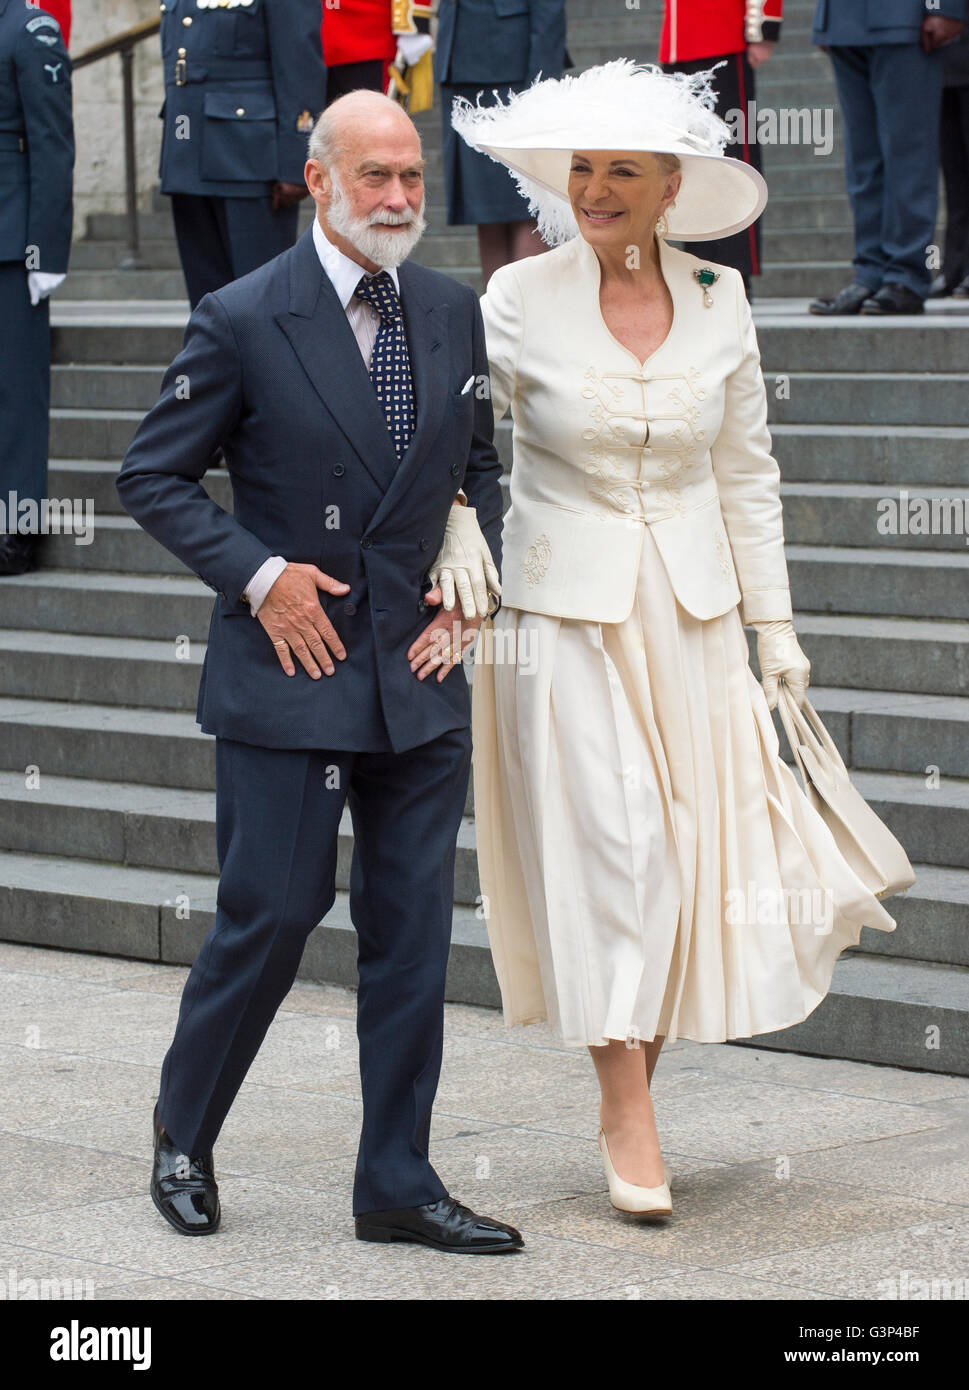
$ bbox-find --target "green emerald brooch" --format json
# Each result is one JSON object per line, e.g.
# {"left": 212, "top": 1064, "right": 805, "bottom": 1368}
{"left": 693, "top": 267, "right": 720, "bottom": 307}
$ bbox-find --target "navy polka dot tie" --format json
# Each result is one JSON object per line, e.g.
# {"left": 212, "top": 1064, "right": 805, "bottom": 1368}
{"left": 353, "top": 271, "right": 416, "bottom": 462}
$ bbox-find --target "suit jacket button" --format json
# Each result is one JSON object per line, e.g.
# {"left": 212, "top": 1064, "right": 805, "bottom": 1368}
{"left": 450, "top": 464, "right": 460, "bottom": 476}
{"left": 362, "top": 537, "right": 373, "bottom": 549}
{"left": 333, "top": 463, "right": 345, "bottom": 476}
{"left": 418, "top": 598, "right": 428, "bottom": 612}
{"left": 344, "top": 601, "right": 357, "bottom": 616}
{"left": 419, "top": 538, "right": 428, "bottom": 550}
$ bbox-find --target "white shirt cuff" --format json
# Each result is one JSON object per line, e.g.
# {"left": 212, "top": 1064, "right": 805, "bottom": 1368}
{"left": 243, "top": 555, "right": 287, "bottom": 614}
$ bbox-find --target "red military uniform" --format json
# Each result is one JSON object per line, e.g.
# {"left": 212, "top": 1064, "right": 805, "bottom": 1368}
{"left": 321, "top": 0, "right": 434, "bottom": 100}
{"left": 660, "top": 0, "right": 783, "bottom": 284}
{"left": 40, "top": 0, "right": 71, "bottom": 47}
{"left": 660, "top": 0, "right": 782, "bottom": 63}
{"left": 321, "top": 0, "right": 397, "bottom": 68}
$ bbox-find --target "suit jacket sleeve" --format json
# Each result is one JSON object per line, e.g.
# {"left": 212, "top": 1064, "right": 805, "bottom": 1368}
{"left": 461, "top": 286, "right": 506, "bottom": 574}
{"left": 116, "top": 293, "right": 275, "bottom": 602}
{"left": 710, "top": 272, "right": 793, "bottom": 626}
{"left": 479, "top": 264, "right": 523, "bottom": 425}
{"left": 16, "top": 13, "right": 74, "bottom": 274}
{"left": 266, "top": 0, "right": 327, "bottom": 185}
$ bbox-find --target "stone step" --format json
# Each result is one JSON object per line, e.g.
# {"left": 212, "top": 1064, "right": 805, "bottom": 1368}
{"left": 0, "top": 571, "right": 215, "bottom": 642}
{"left": 735, "top": 952, "right": 969, "bottom": 1076}
{"left": 0, "top": 695, "right": 965, "bottom": 861}
{"left": 771, "top": 423, "right": 969, "bottom": 487}
{"left": 34, "top": 513, "right": 193, "bottom": 575}
{"left": 51, "top": 365, "right": 166, "bottom": 412}
{"left": 50, "top": 407, "right": 144, "bottom": 461}
{"left": 788, "top": 545, "right": 969, "bottom": 621}
{"left": 761, "top": 317, "right": 969, "bottom": 373}
{"left": 781, "top": 483, "right": 969, "bottom": 552}
{"left": 0, "top": 628, "right": 203, "bottom": 711}
{"left": 0, "top": 772, "right": 482, "bottom": 904}
{"left": 46, "top": 367, "right": 962, "bottom": 470}
{"left": 3, "top": 845, "right": 965, "bottom": 1070}
{"left": 0, "top": 849, "right": 498, "bottom": 1004}
{"left": 1, "top": 678, "right": 967, "bottom": 793}
{"left": 48, "top": 458, "right": 232, "bottom": 516}
{"left": 765, "top": 372, "right": 969, "bottom": 427}
{"left": 56, "top": 256, "right": 873, "bottom": 304}
{"left": 786, "top": 612, "right": 969, "bottom": 697}
{"left": 51, "top": 310, "right": 969, "bottom": 386}
{"left": 855, "top": 863, "right": 969, "bottom": 969}
{"left": 0, "top": 605, "right": 963, "bottom": 713}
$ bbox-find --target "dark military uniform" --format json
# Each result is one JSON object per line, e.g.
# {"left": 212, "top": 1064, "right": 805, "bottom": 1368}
{"left": 158, "top": 0, "right": 327, "bottom": 307}
{"left": 0, "top": 0, "right": 73, "bottom": 572}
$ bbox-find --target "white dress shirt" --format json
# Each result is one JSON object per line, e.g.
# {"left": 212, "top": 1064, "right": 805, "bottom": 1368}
{"left": 240, "top": 220, "right": 401, "bottom": 615}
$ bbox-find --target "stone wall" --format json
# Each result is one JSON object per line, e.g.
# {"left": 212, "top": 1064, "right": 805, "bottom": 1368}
{"left": 70, "top": 1, "right": 165, "bottom": 239}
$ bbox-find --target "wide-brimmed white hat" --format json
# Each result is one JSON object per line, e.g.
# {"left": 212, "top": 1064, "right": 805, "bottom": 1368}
{"left": 449, "top": 58, "right": 768, "bottom": 246}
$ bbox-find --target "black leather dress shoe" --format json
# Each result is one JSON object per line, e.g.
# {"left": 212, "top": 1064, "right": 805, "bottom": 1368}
{"left": 861, "top": 282, "right": 925, "bottom": 315}
{"left": 953, "top": 275, "right": 969, "bottom": 300}
{"left": 808, "top": 281, "right": 874, "bottom": 316}
{"left": 355, "top": 1196, "right": 523, "bottom": 1253}
{"left": 150, "top": 1104, "right": 220, "bottom": 1236}
{"left": 928, "top": 272, "right": 961, "bottom": 298}
{"left": 0, "top": 533, "right": 37, "bottom": 575}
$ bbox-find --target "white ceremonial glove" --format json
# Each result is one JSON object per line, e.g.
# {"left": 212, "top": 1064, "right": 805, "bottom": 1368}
{"left": 429, "top": 505, "right": 501, "bottom": 619}
{"left": 28, "top": 271, "right": 66, "bottom": 306}
{"left": 752, "top": 618, "right": 811, "bottom": 710}
{"left": 395, "top": 33, "right": 433, "bottom": 66}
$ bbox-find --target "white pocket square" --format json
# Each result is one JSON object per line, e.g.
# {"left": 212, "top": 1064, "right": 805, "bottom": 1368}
{"left": 460, "top": 375, "right": 475, "bottom": 395}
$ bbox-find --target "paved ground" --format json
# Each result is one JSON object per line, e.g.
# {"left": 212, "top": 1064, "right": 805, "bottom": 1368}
{"left": 2, "top": 939, "right": 968, "bottom": 1302}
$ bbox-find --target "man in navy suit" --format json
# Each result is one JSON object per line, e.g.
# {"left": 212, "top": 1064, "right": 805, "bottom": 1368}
{"left": 117, "top": 90, "right": 521, "bottom": 1254}
{"left": 810, "top": 0, "right": 965, "bottom": 315}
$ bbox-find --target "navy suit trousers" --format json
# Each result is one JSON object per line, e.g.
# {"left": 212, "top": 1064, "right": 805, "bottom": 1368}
{"left": 157, "top": 722, "right": 472, "bottom": 1215}
{"left": 829, "top": 42, "right": 944, "bottom": 297}
{"left": 0, "top": 261, "right": 50, "bottom": 516}
{"left": 170, "top": 193, "right": 300, "bottom": 309}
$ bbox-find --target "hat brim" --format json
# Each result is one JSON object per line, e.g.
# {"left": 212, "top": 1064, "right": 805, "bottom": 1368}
{"left": 476, "top": 145, "right": 768, "bottom": 242}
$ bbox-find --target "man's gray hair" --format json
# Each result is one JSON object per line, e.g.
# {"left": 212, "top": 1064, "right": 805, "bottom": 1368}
{"left": 307, "top": 92, "right": 417, "bottom": 172}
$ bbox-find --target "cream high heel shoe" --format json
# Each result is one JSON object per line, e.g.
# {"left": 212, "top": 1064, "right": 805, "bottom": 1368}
{"left": 598, "top": 1128, "right": 672, "bottom": 1217}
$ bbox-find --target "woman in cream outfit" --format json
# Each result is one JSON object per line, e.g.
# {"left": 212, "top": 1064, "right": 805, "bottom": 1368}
{"left": 447, "top": 61, "right": 899, "bottom": 1218}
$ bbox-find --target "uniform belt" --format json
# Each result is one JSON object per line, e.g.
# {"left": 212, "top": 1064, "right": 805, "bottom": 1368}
{"left": 172, "top": 59, "right": 273, "bottom": 84}
{"left": 0, "top": 132, "right": 26, "bottom": 152}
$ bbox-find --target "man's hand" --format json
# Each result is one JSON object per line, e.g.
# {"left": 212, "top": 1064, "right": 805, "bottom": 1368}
{"left": 428, "top": 504, "right": 501, "bottom": 619}
{"left": 272, "top": 181, "right": 310, "bottom": 211}
{"left": 747, "top": 40, "right": 775, "bottom": 69}
{"left": 257, "top": 562, "right": 350, "bottom": 678}
{"left": 407, "top": 593, "right": 483, "bottom": 682}
{"left": 922, "top": 15, "right": 963, "bottom": 51}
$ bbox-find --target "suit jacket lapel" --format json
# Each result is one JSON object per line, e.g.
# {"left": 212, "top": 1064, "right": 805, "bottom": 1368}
{"left": 274, "top": 228, "right": 451, "bottom": 513}
{"left": 274, "top": 227, "right": 400, "bottom": 494}
{"left": 366, "top": 259, "right": 450, "bottom": 532}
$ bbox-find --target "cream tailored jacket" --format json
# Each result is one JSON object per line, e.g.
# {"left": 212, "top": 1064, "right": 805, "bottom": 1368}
{"left": 479, "top": 230, "right": 793, "bottom": 626}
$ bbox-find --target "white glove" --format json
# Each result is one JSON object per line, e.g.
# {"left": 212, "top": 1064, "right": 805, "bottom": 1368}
{"left": 429, "top": 505, "right": 501, "bottom": 619}
{"left": 395, "top": 33, "right": 433, "bottom": 66}
{"left": 752, "top": 618, "right": 811, "bottom": 710}
{"left": 28, "top": 271, "right": 66, "bottom": 306}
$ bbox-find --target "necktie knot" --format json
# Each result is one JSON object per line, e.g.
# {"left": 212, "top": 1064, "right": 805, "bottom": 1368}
{"left": 354, "top": 270, "right": 401, "bottom": 325}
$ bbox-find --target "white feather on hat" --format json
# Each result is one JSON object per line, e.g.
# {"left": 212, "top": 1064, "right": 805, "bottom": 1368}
{"left": 450, "top": 58, "right": 768, "bottom": 246}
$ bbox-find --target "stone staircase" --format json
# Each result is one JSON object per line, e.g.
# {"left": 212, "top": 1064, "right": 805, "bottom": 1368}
{"left": 2, "top": 0, "right": 968, "bottom": 1074}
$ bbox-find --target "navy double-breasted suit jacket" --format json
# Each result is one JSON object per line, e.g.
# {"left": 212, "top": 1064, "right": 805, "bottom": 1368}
{"left": 116, "top": 225, "right": 505, "bottom": 755}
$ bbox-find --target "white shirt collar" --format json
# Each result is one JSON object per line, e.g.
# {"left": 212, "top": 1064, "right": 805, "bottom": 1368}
{"left": 312, "top": 217, "right": 400, "bottom": 308}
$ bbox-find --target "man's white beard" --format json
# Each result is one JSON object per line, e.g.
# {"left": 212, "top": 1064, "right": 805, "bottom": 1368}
{"left": 326, "top": 171, "right": 426, "bottom": 268}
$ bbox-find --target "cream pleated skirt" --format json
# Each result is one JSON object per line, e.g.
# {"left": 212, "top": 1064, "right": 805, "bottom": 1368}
{"left": 471, "top": 524, "right": 897, "bottom": 1047}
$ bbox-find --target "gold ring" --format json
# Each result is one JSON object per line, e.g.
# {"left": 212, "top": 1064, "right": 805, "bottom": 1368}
{"left": 273, "top": 639, "right": 288, "bottom": 648}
